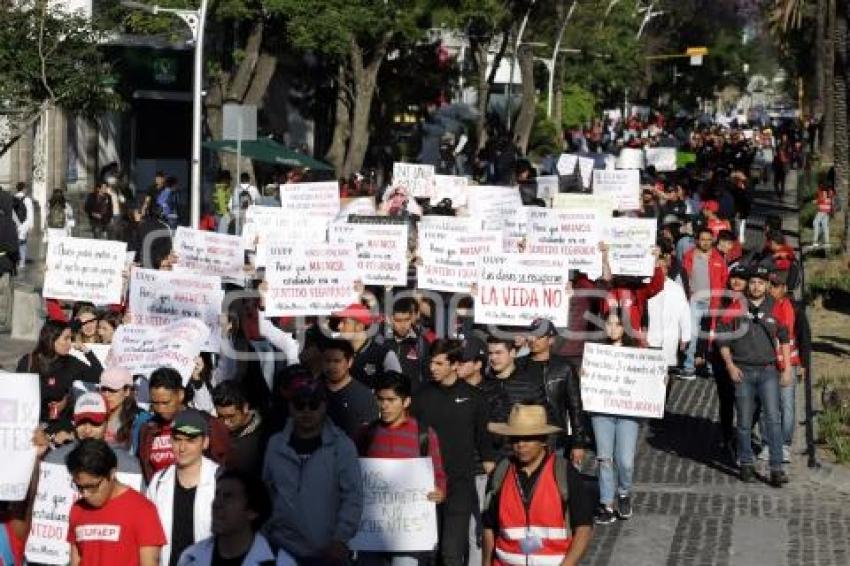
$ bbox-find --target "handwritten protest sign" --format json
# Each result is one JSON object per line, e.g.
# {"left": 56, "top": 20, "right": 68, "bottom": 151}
{"left": 553, "top": 193, "right": 615, "bottom": 218}
{"left": 615, "top": 147, "right": 645, "bottom": 169}
{"left": 264, "top": 242, "right": 359, "bottom": 316}
{"left": 501, "top": 206, "right": 529, "bottom": 253}
{"left": 580, "top": 343, "right": 667, "bottom": 418}
{"left": 254, "top": 222, "right": 328, "bottom": 268}
{"left": 432, "top": 175, "right": 469, "bottom": 207}
{"left": 467, "top": 186, "right": 523, "bottom": 230}
{"left": 43, "top": 237, "right": 127, "bottom": 305}
{"left": 337, "top": 197, "right": 378, "bottom": 221}
{"left": 535, "top": 175, "right": 560, "bottom": 201}
{"left": 242, "top": 206, "right": 326, "bottom": 251}
{"left": 602, "top": 217, "right": 657, "bottom": 277}
{"left": 330, "top": 222, "right": 409, "bottom": 286}
{"left": 109, "top": 319, "right": 209, "bottom": 383}
{"left": 417, "top": 218, "right": 501, "bottom": 293}
{"left": 644, "top": 147, "right": 677, "bottom": 172}
{"left": 592, "top": 169, "right": 640, "bottom": 211}
{"left": 174, "top": 227, "right": 245, "bottom": 280}
{"left": 526, "top": 208, "right": 602, "bottom": 277}
{"left": 475, "top": 254, "right": 568, "bottom": 327}
{"left": 0, "top": 373, "right": 39, "bottom": 501}
{"left": 279, "top": 181, "right": 341, "bottom": 220}
{"left": 350, "top": 458, "right": 438, "bottom": 552}
{"left": 578, "top": 156, "right": 595, "bottom": 188}
{"left": 129, "top": 269, "right": 224, "bottom": 352}
{"left": 393, "top": 163, "right": 436, "bottom": 199}
{"left": 556, "top": 153, "right": 578, "bottom": 176}
{"left": 26, "top": 462, "right": 143, "bottom": 564}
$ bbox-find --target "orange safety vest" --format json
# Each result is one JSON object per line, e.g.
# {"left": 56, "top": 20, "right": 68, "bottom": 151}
{"left": 494, "top": 454, "right": 572, "bottom": 566}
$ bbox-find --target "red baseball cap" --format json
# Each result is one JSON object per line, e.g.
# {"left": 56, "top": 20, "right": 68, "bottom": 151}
{"left": 73, "top": 393, "right": 108, "bottom": 426}
{"left": 332, "top": 303, "right": 380, "bottom": 326}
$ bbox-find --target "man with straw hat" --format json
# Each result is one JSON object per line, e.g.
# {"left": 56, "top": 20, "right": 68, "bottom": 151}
{"left": 481, "top": 403, "right": 594, "bottom": 566}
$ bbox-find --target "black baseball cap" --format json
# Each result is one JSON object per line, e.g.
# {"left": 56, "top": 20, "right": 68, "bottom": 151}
{"left": 460, "top": 337, "right": 486, "bottom": 362}
{"left": 172, "top": 409, "right": 209, "bottom": 438}
{"left": 749, "top": 265, "right": 771, "bottom": 281}
{"left": 729, "top": 264, "right": 750, "bottom": 280}
{"left": 526, "top": 318, "right": 558, "bottom": 337}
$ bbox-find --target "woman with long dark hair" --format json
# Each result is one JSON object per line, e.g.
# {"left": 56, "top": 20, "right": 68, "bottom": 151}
{"left": 185, "top": 353, "right": 216, "bottom": 415}
{"left": 98, "top": 366, "right": 151, "bottom": 455}
{"left": 212, "top": 303, "right": 269, "bottom": 413}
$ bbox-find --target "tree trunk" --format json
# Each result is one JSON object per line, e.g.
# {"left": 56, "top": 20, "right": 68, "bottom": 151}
{"left": 552, "top": 52, "right": 566, "bottom": 149}
{"left": 325, "top": 63, "right": 351, "bottom": 175}
{"left": 836, "top": 1, "right": 850, "bottom": 255}
{"left": 513, "top": 44, "right": 536, "bottom": 155}
{"left": 472, "top": 31, "right": 510, "bottom": 151}
{"left": 815, "top": 0, "right": 827, "bottom": 120}
{"left": 823, "top": 0, "right": 836, "bottom": 164}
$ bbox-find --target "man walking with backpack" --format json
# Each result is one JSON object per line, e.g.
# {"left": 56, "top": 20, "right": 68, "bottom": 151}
{"left": 482, "top": 403, "right": 594, "bottom": 566}
{"left": 12, "top": 182, "right": 34, "bottom": 270}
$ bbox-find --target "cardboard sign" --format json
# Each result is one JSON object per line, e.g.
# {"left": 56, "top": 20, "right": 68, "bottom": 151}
{"left": 350, "top": 458, "right": 438, "bottom": 552}
{"left": 578, "top": 156, "right": 595, "bottom": 188}
{"left": 592, "top": 170, "right": 640, "bottom": 211}
{"left": 526, "top": 208, "right": 602, "bottom": 277}
{"left": 128, "top": 268, "right": 224, "bottom": 352}
{"left": 279, "top": 181, "right": 341, "bottom": 220}
{"left": 556, "top": 153, "right": 578, "bottom": 176}
{"left": 264, "top": 242, "right": 359, "bottom": 316}
{"left": 475, "top": 254, "right": 568, "bottom": 327}
{"left": 0, "top": 373, "right": 40, "bottom": 501}
{"left": 432, "top": 175, "right": 469, "bottom": 207}
{"left": 109, "top": 319, "right": 209, "bottom": 383}
{"left": 330, "top": 222, "right": 409, "bottom": 286}
{"left": 467, "top": 186, "right": 523, "bottom": 230}
{"left": 43, "top": 237, "right": 127, "bottom": 305}
{"left": 615, "top": 147, "right": 645, "bottom": 169}
{"left": 173, "top": 227, "right": 245, "bottom": 280}
{"left": 580, "top": 343, "right": 667, "bottom": 418}
{"left": 602, "top": 217, "right": 657, "bottom": 277}
{"left": 644, "top": 147, "right": 677, "bottom": 172}
{"left": 393, "top": 163, "right": 436, "bottom": 199}
{"left": 417, "top": 218, "right": 501, "bottom": 293}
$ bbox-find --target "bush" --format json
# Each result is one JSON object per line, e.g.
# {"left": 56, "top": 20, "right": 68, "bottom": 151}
{"left": 800, "top": 200, "right": 816, "bottom": 230}
{"left": 528, "top": 104, "right": 560, "bottom": 160}
{"left": 818, "top": 406, "right": 850, "bottom": 463}
{"left": 561, "top": 84, "right": 596, "bottom": 130}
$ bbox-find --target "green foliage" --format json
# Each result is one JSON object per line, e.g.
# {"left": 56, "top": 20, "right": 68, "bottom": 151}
{"left": 527, "top": 104, "right": 559, "bottom": 159}
{"left": 561, "top": 84, "right": 596, "bottom": 129}
{"left": 819, "top": 406, "right": 850, "bottom": 463}
{"left": 0, "top": 1, "right": 119, "bottom": 117}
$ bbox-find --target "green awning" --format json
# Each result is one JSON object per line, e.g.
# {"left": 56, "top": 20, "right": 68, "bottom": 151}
{"left": 203, "top": 138, "right": 334, "bottom": 171}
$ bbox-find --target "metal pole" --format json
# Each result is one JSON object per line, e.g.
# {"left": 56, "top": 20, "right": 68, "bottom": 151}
{"left": 190, "top": 0, "right": 208, "bottom": 229}
{"left": 546, "top": 0, "right": 578, "bottom": 118}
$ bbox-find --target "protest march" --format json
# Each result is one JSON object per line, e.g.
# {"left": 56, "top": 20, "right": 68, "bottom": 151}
{"left": 0, "top": 111, "right": 814, "bottom": 566}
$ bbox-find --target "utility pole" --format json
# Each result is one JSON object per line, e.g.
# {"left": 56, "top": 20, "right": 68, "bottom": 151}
{"left": 544, "top": 1, "right": 579, "bottom": 118}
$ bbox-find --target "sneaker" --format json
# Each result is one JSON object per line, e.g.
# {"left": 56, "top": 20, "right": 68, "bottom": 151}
{"left": 782, "top": 445, "right": 792, "bottom": 464}
{"left": 740, "top": 464, "right": 756, "bottom": 483}
{"left": 769, "top": 470, "right": 787, "bottom": 488}
{"left": 757, "top": 446, "right": 769, "bottom": 461}
{"left": 679, "top": 369, "right": 696, "bottom": 381}
{"left": 594, "top": 505, "right": 617, "bottom": 525}
{"left": 616, "top": 495, "right": 633, "bottom": 520}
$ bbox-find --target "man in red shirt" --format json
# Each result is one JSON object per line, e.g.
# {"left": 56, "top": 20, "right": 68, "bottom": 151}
{"left": 66, "top": 439, "right": 166, "bottom": 566}
{"left": 812, "top": 183, "right": 835, "bottom": 247}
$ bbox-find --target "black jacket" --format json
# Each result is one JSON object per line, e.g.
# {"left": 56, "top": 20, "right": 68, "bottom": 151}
{"left": 516, "top": 354, "right": 590, "bottom": 448}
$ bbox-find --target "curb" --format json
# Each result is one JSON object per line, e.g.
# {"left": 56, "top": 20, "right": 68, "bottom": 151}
{"left": 804, "top": 458, "right": 850, "bottom": 495}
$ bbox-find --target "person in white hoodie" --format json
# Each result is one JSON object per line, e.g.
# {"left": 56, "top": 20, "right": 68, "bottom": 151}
{"left": 229, "top": 173, "right": 260, "bottom": 236}
{"left": 12, "top": 182, "right": 34, "bottom": 269}
{"left": 647, "top": 248, "right": 691, "bottom": 370}
{"left": 148, "top": 409, "right": 219, "bottom": 566}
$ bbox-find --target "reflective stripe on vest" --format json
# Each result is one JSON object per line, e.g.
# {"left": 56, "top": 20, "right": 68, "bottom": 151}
{"left": 494, "top": 454, "right": 572, "bottom": 566}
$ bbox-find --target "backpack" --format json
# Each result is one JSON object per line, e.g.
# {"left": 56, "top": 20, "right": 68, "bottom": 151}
{"left": 47, "top": 202, "right": 66, "bottom": 229}
{"left": 357, "top": 419, "right": 430, "bottom": 457}
{"left": 238, "top": 189, "right": 252, "bottom": 210}
{"left": 484, "top": 453, "right": 571, "bottom": 522}
{"left": 12, "top": 196, "right": 26, "bottom": 224}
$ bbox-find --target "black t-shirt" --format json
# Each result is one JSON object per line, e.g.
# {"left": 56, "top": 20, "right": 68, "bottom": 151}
{"left": 326, "top": 378, "right": 378, "bottom": 438}
{"left": 288, "top": 433, "right": 322, "bottom": 459}
{"left": 482, "top": 454, "right": 595, "bottom": 532}
{"left": 170, "top": 479, "right": 197, "bottom": 566}
{"left": 211, "top": 540, "right": 249, "bottom": 566}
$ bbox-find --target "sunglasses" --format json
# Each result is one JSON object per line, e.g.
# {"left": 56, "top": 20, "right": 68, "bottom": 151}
{"left": 292, "top": 399, "right": 324, "bottom": 412}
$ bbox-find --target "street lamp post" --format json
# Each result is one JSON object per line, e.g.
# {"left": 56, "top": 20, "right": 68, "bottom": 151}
{"left": 121, "top": 0, "right": 208, "bottom": 229}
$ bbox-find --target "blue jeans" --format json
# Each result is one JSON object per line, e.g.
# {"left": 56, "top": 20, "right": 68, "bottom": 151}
{"left": 735, "top": 365, "right": 783, "bottom": 471}
{"left": 759, "top": 368, "right": 796, "bottom": 448}
{"left": 357, "top": 553, "right": 424, "bottom": 565}
{"left": 591, "top": 414, "right": 641, "bottom": 505}
{"left": 684, "top": 299, "right": 710, "bottom": 371}
{"left": 813, "top": 211, "right": 830, "bottom": 245}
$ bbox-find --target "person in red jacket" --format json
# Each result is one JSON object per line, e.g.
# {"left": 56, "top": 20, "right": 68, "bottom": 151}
{"left": 681, "top": 227, "right": 729, "bottom": 378}
{"left": 812, "top": 182, "right": 836, "bottom": 247}
{"left": 702, "top": 200, "right": 732, "bottom": 239}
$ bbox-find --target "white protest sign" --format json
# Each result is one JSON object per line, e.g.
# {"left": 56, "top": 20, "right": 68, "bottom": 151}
{"left": 417, "top": 217, "right": 501, "bottom": 293}
{"left": 580, "top": 343, "right": 667, "bottom": 418}
{"left": 242, "top": 206, "right": 326, "bottom": 251}
{"left": 330, "top": 221, "right": 409, "bottom": 286}
{"left": 556, "top": 153, "right": 578, "bottom": 176}
{"left": 255, "top": 222, "right": 328, "bottom": 268}
{"left": 602, "top": 217, "right": 657, "bottom": 277}
{"left": 128, "top": 269, "right": 224, "bottom": 352}
{"left": 467, "top": 186, "right": 523, "bottom": 230}
{"left": 0, "top": 373, "right": 39, "bottom": 501}
{"left": 644, "top": 147, "right": 677, "bottom": 172}
{"left": 536, "top": 175, "right": 560, "bottom": 201}
{"left": 592, "top": 169, "right": 640, "bottom": 211}
{"left": 264, "top": 242, "right": 359, "bottom": 316}
{"left": 431, "top": 175, "right": 469, "bottom": 207}
{"left": 553, "top": 193, "right": 615, "bottom": 218}
{"left": 526, "top": 208, "right": 602, "bottom": 277}
{"left": 615, "top": 147, "right": 645, "bottom": 169}
{"left": 501, "top": 207, "right": 530, "bottom": 253}
{"left": 174, "top": 227, "right": 245, "bottom": 280}
{"left": 279, "top": 181, "right": 341, "bottom": 220}
{"left": 88, "top": 344, "right": 111, "bottom": 366}
{"left": 350, "top": 458, "right": 438, "bottom": 552}
{"left": 109, "top": 319, "right": 209, "bottom": 383}
{"left": 337, "top": 197, "right": 378, "bottom": 221}
{"left": 578, "top": 156, "right": 595, "bottom": 188}
{"left": 393, "top": 163, "right": 436, "bottom": 199}
{"left": 475, "top": 254, "right": 568, "bottom": 327}
{"left": 43, "top": 237, "right": 127, "bottom": 305}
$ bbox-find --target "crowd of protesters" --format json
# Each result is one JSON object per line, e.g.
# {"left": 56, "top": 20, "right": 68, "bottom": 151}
{"left": 0, "top": 111, "right": 818, "bottom": 566}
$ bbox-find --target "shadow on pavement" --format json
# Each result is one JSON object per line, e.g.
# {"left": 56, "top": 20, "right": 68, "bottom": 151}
{"left": 645, "top": 412, "right": 740, "bottom": 478}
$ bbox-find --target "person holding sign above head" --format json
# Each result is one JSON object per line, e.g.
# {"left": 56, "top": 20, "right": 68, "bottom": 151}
{"left": 66, "top": 439, "right": 167, "bottom": 566}
{"left": 481, "top": 403, "right": 594, "bottom": 566}
{"left": 354, "top": 371, "right": 446, "bottom": 565}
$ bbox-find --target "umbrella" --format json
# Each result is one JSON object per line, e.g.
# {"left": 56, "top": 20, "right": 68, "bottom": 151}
{"left": 203, "top": 138, "right": 334, "bottom": 171}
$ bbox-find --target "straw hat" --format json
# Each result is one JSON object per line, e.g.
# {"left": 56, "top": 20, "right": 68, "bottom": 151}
{"left": 488, "top": 404, "right": 562, "bottom": 437}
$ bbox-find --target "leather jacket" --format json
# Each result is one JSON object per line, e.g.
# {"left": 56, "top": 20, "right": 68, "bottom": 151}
{"left": 516, "top": 354, "right": 589, "bottom": 448}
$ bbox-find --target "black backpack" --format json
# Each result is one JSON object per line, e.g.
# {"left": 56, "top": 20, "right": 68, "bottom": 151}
{"left": 12, "top": 196, "right": 26, "bottom": 224}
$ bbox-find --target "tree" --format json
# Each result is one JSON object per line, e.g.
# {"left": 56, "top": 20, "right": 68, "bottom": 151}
{"left": 0, "top": 1, "right": 118, "bottom": 157}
